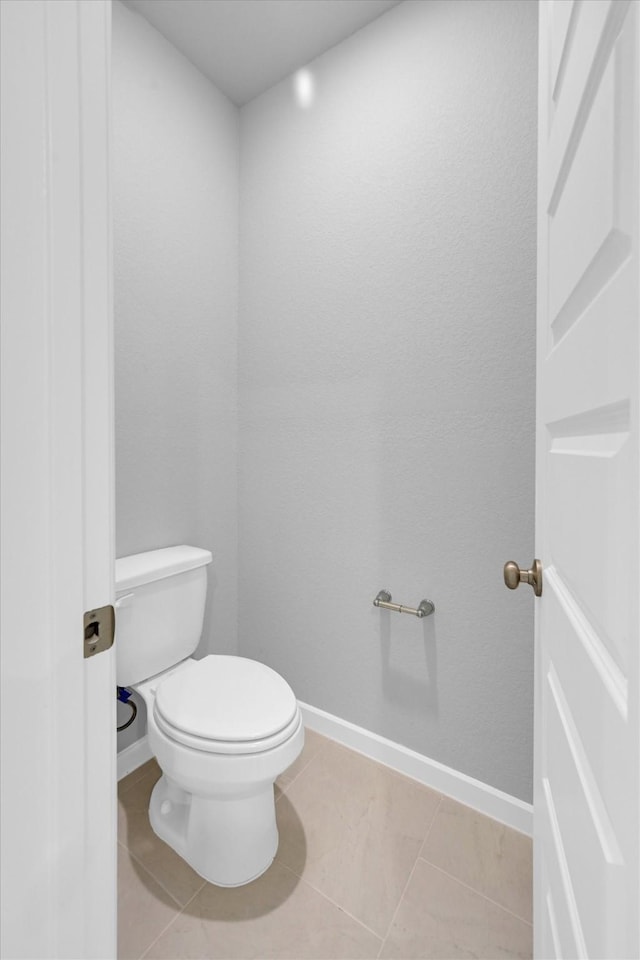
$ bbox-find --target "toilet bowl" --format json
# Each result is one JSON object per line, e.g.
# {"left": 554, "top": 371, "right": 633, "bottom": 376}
{"left": 116, "top": 546, "right": 304, "bottom": 887}
{"left": 134, "top": 655, "right": 304, "bottom": 886}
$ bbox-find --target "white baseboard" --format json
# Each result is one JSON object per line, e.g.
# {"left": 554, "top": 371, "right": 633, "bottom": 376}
{"left": 298, "top": 701, "right": 533, "bottom": 837}
{"left": 114, "top": 704, "right": 533, "bottom": 836}
{"left": 117, "top": 735, "right": 152, "bottom": 781}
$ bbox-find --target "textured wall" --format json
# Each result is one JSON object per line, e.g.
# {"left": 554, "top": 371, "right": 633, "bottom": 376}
{"left": 239, "top": 0, "right": 537, "bottom": 801}
{"left": 113, "top": 1, "right": 239, "bottom": 747}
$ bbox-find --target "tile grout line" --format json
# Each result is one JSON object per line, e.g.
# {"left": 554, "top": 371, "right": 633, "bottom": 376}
{"left": 375, "top": 794, "right": 444, "bottom": 959}
{"left": 416, "top": 856, "right": 534, "bottom": 927}
{"left": 128, "top": 737, "right": 532, "bottom": 957}
{"left": 122, "top": 839, "right": 206, "bottom": 913}
{"left": 275, "top": 860, "right": 384, "bottom": 947}
{"left": 137, "top": 877, "right": 209, "bottom": 960}
{"left": 277, "top": 731, "right": 442, "bottom": 816}
{"left": 376, "top": 857, "right": 421, "bottom": 960}
{"left": 275, "top": 757, "right": 316, "bottom": 799}
{"left": 322, "top": 736, "right": 448, "bottom": 801}
{"left": 275, "top": 734, "right": 331, "bottom": 800}
{"left": 128, "top": 737, "right": 334, "bottom": 955}
{"left": 116, "top": 839, "right": 186, "bottom": 960}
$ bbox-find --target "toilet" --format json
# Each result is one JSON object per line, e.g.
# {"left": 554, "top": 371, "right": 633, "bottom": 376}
{"left": 115, "top": 544, "right": 304, "bottom": 887}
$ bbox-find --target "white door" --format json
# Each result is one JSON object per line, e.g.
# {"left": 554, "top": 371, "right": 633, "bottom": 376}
{"left": 534, "top": 1, "right": 639, "bottom": 957}
{"left": 0, "top": 2, "right": 116, "bottom": 958}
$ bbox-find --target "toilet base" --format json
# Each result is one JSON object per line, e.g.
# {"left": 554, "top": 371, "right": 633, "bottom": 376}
{"left": 149, "top": 774, "right": 279, "bottom": 887}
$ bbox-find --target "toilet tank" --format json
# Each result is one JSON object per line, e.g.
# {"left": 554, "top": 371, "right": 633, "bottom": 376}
{"left": 115, "top": 545, "right": 212, "bottom": 687}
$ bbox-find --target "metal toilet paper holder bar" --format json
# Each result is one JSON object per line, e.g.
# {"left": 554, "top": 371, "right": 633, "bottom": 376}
{"left": 373, "top": 590, "right": 435, "bottom": 618}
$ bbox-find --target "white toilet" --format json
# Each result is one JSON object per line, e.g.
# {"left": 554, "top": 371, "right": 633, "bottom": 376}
{"left": 115, "top": 544, "right": 304, "bottom": 887}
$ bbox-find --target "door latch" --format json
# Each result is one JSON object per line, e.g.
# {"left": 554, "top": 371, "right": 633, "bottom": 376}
{"left": 83, "top": 604, "right": 115, "bottom": 658}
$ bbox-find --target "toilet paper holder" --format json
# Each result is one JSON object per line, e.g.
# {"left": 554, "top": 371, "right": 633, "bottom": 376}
{"left": 373, "top": 590, "right": 435, "bottom": 618}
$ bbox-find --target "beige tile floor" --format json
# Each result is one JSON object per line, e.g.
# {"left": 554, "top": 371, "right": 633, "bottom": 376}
{"left": 118, "top": 730, "right": 532, "bottom": 959}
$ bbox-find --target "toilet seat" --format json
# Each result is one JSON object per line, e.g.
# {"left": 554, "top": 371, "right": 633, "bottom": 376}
{"left": 153, "top": 706, "right": 302, "bottom": 755}
{"left": 153, "top": 655, "right": 300, "bottom": 755}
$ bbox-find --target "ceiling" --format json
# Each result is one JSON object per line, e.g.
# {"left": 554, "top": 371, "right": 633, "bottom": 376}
{"left": 123, "top": 0, "right": 402, "bottom": 106}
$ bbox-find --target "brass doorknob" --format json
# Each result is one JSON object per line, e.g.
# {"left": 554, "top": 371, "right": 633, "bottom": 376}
{"left": 503, "top": 559, "right": 542, "bottom": 597}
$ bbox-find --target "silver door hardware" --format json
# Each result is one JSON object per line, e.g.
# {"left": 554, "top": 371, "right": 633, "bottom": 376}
{"left": 503, "top": 559, "right": 543, "bottom": 597}
{"left": 373, "top": 590, "right": 435, "bottom": 618}
{"left": 83, "top": 604, "right": 115, "bottom": 658}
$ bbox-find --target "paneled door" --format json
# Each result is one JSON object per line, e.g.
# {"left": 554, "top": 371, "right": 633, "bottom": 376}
{"left": 535, "top": 1, "right": 639, "bottom": 957}
{"left": 0, "top": 1, "right": 116, "bottom": 957}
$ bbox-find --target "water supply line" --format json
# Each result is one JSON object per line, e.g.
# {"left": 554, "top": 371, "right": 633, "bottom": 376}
{"left": 117, "top": 687, "right": 137, "bottom": 732}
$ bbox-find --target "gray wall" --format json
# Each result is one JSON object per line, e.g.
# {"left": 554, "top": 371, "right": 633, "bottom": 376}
{"left": 113, "top": 1, "right": 239, "bottom": 746}
{"left": 114, "top": 0, "right": 538, "bottom": 802}
{"left": 238, "top": 0, "right": 537, "bottom": 801}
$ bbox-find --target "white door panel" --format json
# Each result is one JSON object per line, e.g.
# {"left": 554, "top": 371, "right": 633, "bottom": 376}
{"left": 535, "top": 2, "right": 639, "bottom": 958}
{"left": 0, "top": 2, "right": 116, "bottom": 957}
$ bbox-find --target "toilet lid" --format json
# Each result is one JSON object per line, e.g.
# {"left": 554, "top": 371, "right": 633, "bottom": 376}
{"left": 154, "top": 655, "right": 298, "bottom": 744}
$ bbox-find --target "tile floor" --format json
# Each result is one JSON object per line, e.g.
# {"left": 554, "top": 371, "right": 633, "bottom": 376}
{"left": 118, "top": 729, "right": 533, "bottom": 959}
